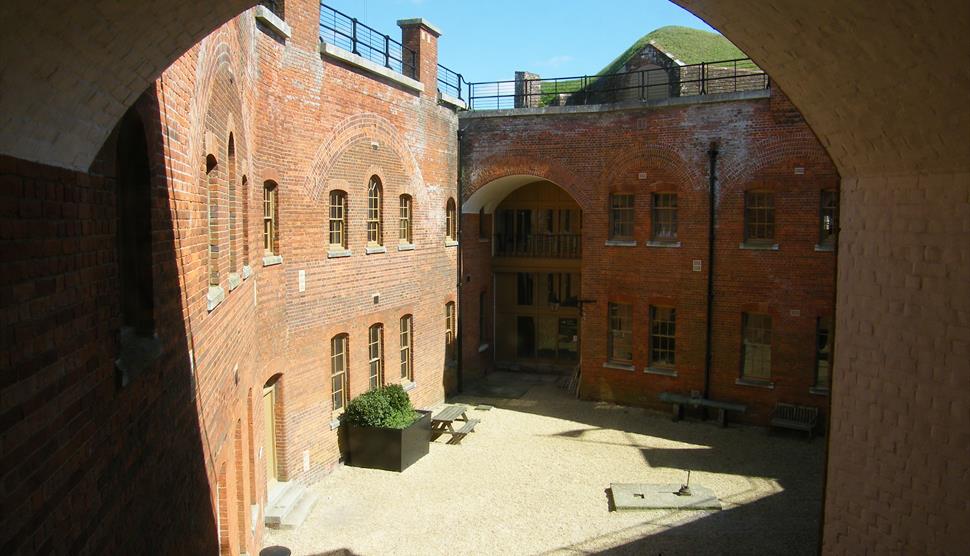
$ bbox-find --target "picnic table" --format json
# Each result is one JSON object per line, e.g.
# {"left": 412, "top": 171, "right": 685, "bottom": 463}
{"left": 431, "top": 405, "right": 480, "bottom": 445}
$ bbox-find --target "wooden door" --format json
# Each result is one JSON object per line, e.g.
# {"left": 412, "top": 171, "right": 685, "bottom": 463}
{"left": 262, "top": 385, "right": 278, "bottom": 486}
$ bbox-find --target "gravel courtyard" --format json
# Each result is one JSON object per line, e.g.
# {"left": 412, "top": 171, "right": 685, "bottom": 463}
{"left": 263, "top": 373, "right": 825, "bottom": 556}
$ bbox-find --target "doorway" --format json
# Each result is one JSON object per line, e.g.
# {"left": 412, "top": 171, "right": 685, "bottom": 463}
{"left": 262, "top": 382, "right": 279, "bottom": 488}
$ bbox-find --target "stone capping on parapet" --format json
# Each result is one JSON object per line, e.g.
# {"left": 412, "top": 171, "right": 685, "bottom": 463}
{"left": 255, "top": 5, "right": 292, "bottom": 40}
{"left": 396, "top": 18, "right": 443, "bottom": 37}
{"left": 320, "top": 42, "right": 425, "bottom": 94}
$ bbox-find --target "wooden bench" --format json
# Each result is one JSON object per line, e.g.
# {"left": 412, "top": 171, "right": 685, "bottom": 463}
{"left": 446, "top": 419, "right": 480, "bottom": 445}
{"left": 770, "top": 403, "right": 819, "bottom": 439}
{"left": 659, "top": 392, "right": 747, "bottom": 427}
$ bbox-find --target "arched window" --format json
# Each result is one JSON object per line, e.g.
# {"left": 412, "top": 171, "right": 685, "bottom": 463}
{"left": 241, "top": 175, "right": 249, "bottom": 268}
{"left": 367, "top": 176, "right": 383, "bottom": 246}
{"left": 227, "top": 134, "right": 237, "bottom": 275}
{"left": 260, "top": 0, "right": 284, "bottom": 19}
{"left": 445, "top": 301, "right": 456, "bottom": 364}
{"left": 331, "top": 334, "right": 348, "bottom": 412}
{"left": 399, "top": 194, "right": 412, "bottom": 244}
{"left": 400, "top": 315, "right": 413, "bottom": 382}
{"left": 116, "top": 108, "right": 154, "bottom": 335}
{"left": 206, "top": 154, "right": 219, "bottom": 286}
{"left": 446, "top": 198, "right": 457, "bottom": 242}
{"left": 263, "top": 181, "right": 279, "bottom": 256}
{"left": 368, "top": 323, "right": 384, "bottom": 389}
{"left": 329, "top": 190, "right": 348, "bottom": 250}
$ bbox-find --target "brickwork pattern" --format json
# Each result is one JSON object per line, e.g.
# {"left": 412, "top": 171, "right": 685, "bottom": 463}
{"left": 459, "top": 89, "right": 839, "bottom": 426}
{"left": 0, "top": 3, "right": 459, "bottom": 554}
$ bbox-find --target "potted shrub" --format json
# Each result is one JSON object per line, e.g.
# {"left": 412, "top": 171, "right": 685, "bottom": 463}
{"left": 344, "top": 384, "right": 431, "bottom": 472}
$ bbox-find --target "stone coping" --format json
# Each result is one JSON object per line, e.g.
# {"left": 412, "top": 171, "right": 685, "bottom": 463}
{"left": 320, "top": 42, "right": 423, "bottom": 94}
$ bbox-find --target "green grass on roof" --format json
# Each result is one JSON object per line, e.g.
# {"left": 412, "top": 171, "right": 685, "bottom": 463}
{"left": 598, "top": 26, "right": 757, "bottom": 75}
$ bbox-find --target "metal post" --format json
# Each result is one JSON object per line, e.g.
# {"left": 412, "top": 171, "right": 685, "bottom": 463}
{"left": 384, "top": 35, "right": 390, "bottom": 68}
{"left": 351, "top": 18, "right": 359, "bottom": 55}
{"left": 457, "top": 74, "right": 464, "bottom": 100}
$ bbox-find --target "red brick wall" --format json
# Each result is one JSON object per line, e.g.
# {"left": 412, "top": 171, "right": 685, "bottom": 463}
{"left": 0, "top": 2, "right": 458, "bottom": 554}
{"left": 459, "top": 89, "right": 838, "bottom": 426}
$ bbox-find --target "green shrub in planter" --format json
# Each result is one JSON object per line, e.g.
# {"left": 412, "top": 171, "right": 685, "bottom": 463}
{"left": 345, "top": 384, "right": 419, "bottom": 429}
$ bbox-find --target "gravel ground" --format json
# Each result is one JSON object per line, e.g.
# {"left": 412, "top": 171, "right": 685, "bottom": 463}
{"left": 264, "top": 373, "right": 825, "bottom": 556}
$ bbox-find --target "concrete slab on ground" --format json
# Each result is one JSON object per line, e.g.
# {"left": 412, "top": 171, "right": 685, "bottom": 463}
{"left": 610, "top": 483, "right": 722, "bottom": 511}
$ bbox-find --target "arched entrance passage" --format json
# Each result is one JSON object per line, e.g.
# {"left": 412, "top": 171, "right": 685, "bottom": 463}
{"left": 465, "top": 176, "right": 583, "bottom": 375}
{"left": 261, "top": 374, "right": 283, "bottom": 490}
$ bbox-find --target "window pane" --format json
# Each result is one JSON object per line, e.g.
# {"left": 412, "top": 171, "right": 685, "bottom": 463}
{"left": 329, "top": 191, "right": 346, "bottom": 248}
{"left": 650, "top": 306, "right": 676, "bottom": 367}
{"left": 609, "top": 194, "right": 634, "bottom": 239}
{"left": 516, "top": 273, "right": 534, "bottom": 306}
{"left": 608, "top": 302, "right": 633, "bottom": 363}
{"left": 820, "top": 190, "right": 838, "bottom": 245}
{"left": 742, "top": 314, "right": 772, "bottom": 379}
{"left": 816, "top": 316, "right": 832, "bottom": 388}
{"left": 399, "top": 196, "right": 411, "bottom": 243}
{"left": 651, "top": 193, "right": 678, "bottom": 240}
{"left": 745, "top": 192, "right": 775, "bottom": 242}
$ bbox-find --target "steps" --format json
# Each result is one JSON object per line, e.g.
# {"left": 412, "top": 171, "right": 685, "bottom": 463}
{"left": 264, "top": 481, "right": 319, "bottom": 529}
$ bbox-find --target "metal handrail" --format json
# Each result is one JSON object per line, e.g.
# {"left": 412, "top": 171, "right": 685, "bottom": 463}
{"left": 437, "top": 63, "right": 464, "bottom": 100}
{"left": 468, "top": 58, "right": 768, "bottom": 110}
{"left": 493, "top": 233, "right": 581, "bottom": 259}
{"left": 319, "top": 3, "right": 417, "bottom": 78}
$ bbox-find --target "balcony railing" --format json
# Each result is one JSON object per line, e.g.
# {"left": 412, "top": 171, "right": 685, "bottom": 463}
{"left": 319, "top": 4, "right": 417, "bottom": 78}
{"left": 437, "top": 63, "right": 465, "bottom": 100}
{"left": 494, "top": 233, "right": 581, "bottom": 259}
{"left": 468, "top": 58, "right": 769, "bottom": 110}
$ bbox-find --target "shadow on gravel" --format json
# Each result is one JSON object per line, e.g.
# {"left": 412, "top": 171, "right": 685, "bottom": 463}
{"left": 457, "top": 371, "right": 825, "bottom": 556}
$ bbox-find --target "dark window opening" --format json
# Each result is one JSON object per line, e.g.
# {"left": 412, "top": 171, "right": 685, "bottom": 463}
{"left": 116, "top": 108, "right": 155, "bottom": 336}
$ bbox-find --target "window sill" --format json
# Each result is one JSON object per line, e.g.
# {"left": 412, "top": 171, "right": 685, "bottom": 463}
{"left": 445, "top": 239, "right": 459, "bottom": 248}
{"left": 603, "top": 361, "right": 635, "bottom": 372}
{"left": 478, "top": 343, "right": 490, "bottom": 353}
{"left": 478, "top": 237, "right": 490, "bottom": 243}
{"left": 398, "top": 242, "right": 415, "bottom": 251}
{"left": 207, "top": 285, "right": 226, "bottom": 312}
{"left": 645, "top": 240, "right": 681, "bottom": 248}
{"left": 262, "top": 255, "right": 283, "bottom": 267}
{"left": 242, "top": 265, "right": 252, "bottom": 280}
{"left": 735, "top": 377, "right": 775, "bottom": 389}
{"left": 739, "top": 242, "right": 779, "bottom": 251}
{"left": 365, "top": 245, "right": 387, "bottom": 255}
{"left": 809, "top": 386, "right": 830, "bottom": 396}
{"left": 228, "top": 272, "right": 242, "bottom": 291}
{"left": 402, "top": 381, "right": 417, "bottom": 392}
{"left": 644, "top": 366, "right": 678, "bottom": 377}
{"left": 329, "top": 417, "right": 342, "bottom": 431}
{"left": 254, "top": 5, "right": 292, "bottom": 40}
{"left": 115, "top": 327, "right": 162, "bottom": 388}
{"left": 327, "top": 249, "right": 352, "bottom": 259}
{"left": 605, "top": 239, "right": 637, "bottom": 247}
{"left": 814, "top": 243, "right": 835, "bottom": 252}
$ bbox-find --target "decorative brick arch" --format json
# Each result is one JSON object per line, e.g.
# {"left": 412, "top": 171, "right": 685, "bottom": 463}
{"left": 463, "top": 155, "right": 589, "bottom": 212}
{"left": 598, "top": 142, "right": 703, "bottom": 191}
{"left": 718, "top": 133, "right": 831, "bottom": 188}
{"left": 302, "top": 113, "right": 424, "bottom": 203}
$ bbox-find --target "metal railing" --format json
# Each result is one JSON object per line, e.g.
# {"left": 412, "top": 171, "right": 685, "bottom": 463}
{"left": 468, "top": 58, "right": 768, "bottom": 110}
{"left": 319, "top": 4, "right": 417, "bottom": 78}
{"left": 494, "top": 233, "right": 581, "bottom": 259}
{"left": 437, "top": 63, "right": 465, "bottom": 100}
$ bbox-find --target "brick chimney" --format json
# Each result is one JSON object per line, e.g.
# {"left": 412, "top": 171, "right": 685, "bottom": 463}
{"left": 398, "top": 18, "right": 442, "bottom": 100}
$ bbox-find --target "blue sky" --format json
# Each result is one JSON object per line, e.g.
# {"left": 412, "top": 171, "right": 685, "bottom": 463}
{"left": 322, "top": 0, "right": 718, "bottom": 83}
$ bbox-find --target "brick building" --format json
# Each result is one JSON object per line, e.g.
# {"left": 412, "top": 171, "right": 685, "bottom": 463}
{"left": 1, "top": 2, "right": 462, "bottom": 554}
{"left": 459, "top": 84, "right": 839, "bottom": 426}
{"left": 1, "top": 0, "right": 967, "bottom": 555}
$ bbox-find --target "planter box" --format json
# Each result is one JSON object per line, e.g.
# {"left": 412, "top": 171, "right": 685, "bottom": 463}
{"left": 347, "top": 410, "right": 431, "bottom": 472}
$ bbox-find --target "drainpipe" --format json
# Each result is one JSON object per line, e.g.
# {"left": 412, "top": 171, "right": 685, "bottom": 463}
{"left": 456, "top": 129, "right": 464, "bottom": 394}
{"left": 703, "top": 142, "right": 719, "bottom": 400}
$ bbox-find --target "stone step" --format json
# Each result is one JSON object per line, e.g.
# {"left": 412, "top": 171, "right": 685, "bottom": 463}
{"left": 264, "top": 481, "right": 307, "bottom": 528}
{"left": 279, "top": 491, "right": 319, "bottom": 530}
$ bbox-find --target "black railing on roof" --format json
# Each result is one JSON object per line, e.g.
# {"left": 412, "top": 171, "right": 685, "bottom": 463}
{"left": 467, "top": 58, "right": 768, "bottom": 110}
{"left": 319, "top": 3, "right": 417, "bottom": 79}
{"left": 437, "top": 63, "right": 464, "bottom": 101}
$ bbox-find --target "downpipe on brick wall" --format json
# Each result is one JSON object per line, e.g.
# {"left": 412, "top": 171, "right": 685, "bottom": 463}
{"left": 456, "top": 129, "right": 464, "bottom": 394}
{"left": 703, "top": 142, "right": 718, "bottom": 401}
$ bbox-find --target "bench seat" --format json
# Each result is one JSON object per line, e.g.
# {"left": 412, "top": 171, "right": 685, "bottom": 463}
{"left": 770, "top": 403, "right": 819, "bottom": 439}
{"left": 658, "top": 392, "right": 747, "bottom": 427}
{"left": 446, "top": 419, "right": 480, "bottom": 445}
